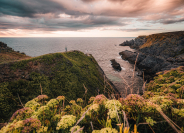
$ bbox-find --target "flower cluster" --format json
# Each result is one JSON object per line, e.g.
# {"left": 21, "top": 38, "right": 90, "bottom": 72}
{"left": 70, "top": 100, "right": 82, "bottom": 114}
{"left": 34, "top": 106, "right": 52, "bottom": 122}
{"left": 13, "top": 120, "right": 24, "bottom": 130}
{"left": 123, "top": 94, "right": 145, "bottom": 112}
{"left": 70, "top": 100, "right": 76, "bottom": 105}
{"left": 173, "top": 108, "right": 184, "bottom": 117}
{"left": 118, "top": 98, "right": 124, "bottom": 104}
{"left": 0, "top": 120, "right": 24, "bottom": 133}
{"left": 0, "top": 121, "right": 24, "bottom": 133}
{"left": 34, "top": 95, "right": 48, "bottom": 102}
{"left": 22, "top": 118, "right": 41, "bottom": 133}
{"left": 77, "top": 98, "right": 83, "bottom": 103}
{"left": 107, "top": 109, "right": 118, "bottom": 119}
{"left": 88, "top": 96, "right": 95, "bottom": 103}
{"left": 177, "top": 99, "right": 184, "bottom": 107}
{"left": 90, "top": 104, "right": 100, "bottom": 112}
{"left": 149, "top": 96, "right": 174, "bottom": 109}
{"left": 70, "top": 126, "right": 83, "bottom": 133}
{"left": 36, "top": 126, "right": 48, "bottom": 133}
{"left": 65, "top": 105, "right": 71, "bottom": 111}
{"left": 143, "top": 91, "right": 154, "bottom": 99}
{"left": 52, "top": 114, "right": 62, "bottom": 122}
{"left": 142, "top": 101, "right": 156, "bottom": 113}
{"left": 105, "top": 100, "right": 122, "bottom": 111}
{"left": 56, "top": 96, "right": 65, "bottom": 101}
{"left": 10, "top": 107, "right": 34, "bottom": 122}
{"left": 92, "top": 127, "right": 118, "bottom": 133}
{"left": 46, "top": 99, "right": 59, "bottom": 108}
{"left": 144, "top": 117, "right": 156, "bottom": 126}
{"left": 56, "top": 115, "right": 76, "bottom": 130}
{"left": 94, "top": 94, "right": 107, "bottom": 104}
{"left": 25, "top": 99, "right": 40, "bottom": 110}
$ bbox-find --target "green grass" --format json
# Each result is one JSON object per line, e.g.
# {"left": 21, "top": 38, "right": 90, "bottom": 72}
{"left": 0, "top": 51, "right": 114, "bottom": 123}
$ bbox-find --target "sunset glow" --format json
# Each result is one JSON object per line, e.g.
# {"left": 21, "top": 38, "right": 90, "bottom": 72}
{"left": 0, "top": 0, "right": 184, "bottom": 37}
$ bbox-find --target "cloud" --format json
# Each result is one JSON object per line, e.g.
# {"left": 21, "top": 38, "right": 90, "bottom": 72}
{"left": 119, "top": 28, "right": 164, "bottom": 32}
{"left": 0, "top": 0, "right": 184, "bottom": 36}
{"left": 81, "top": 0, "right": 100, "bottom": 2}
{"left": 0, "top": 15, "right": 126, "bottom": 31}
{"left": 161, "top": 18, "right": 184, "bottom": 24}
{"left": 1, "top": 0, "right": 184, "bottom": 18}
{"left": 0, "top": 0, "right": 66, "bottom": 17}
{"left": 101, "top": 28, "right": 164, "bottom": 32}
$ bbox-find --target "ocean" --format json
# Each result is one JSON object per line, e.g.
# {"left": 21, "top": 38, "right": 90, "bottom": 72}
{"left": 0, "top": 37, "right": 143, "bottom": 96}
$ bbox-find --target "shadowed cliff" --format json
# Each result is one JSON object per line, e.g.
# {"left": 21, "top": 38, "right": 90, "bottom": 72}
{"left": 119, "top": 31, "right": 184, "bottom": 81}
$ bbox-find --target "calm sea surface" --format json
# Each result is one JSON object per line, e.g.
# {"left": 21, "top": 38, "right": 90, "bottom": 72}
{"left": 0, "top": 37, "right": 143, "bottom": 96}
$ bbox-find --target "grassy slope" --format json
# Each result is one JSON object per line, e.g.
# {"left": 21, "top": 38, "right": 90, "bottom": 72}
{"left": 0, "top": 51, "right": 30, "bottom": 64}
{"left": 0, "top": 51, "right": 115, "bottom": 122}
{"left": 139, "top": 31, "right": 184, "bottom": 49}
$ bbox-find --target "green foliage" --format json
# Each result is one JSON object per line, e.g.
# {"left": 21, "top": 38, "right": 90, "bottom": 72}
{"left": 144, "top": 117, "right": 156, "bottom": 126}
{"left": 146, "top": 66, "right": 184, "bottom": 98}
{"left": 0, "top": 51, "right": 114, "bottom": 123}
{"left": 0, "top": 95, "right": 112, "bottom": 133}
{"left": 1, "top": 84, "right": 184, "bottom": 133}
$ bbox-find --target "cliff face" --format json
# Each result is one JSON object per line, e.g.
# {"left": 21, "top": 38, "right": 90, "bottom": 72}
{"left": 0, "top": 41, "right": 30, "bottom": 64}
{"left": 119, "top": 31, "right": 184, "bottom": 81}
{"left": 140, "top": 31, "right": 184, "bottom": 59}
{"left": 0, "top": 50, "right": 116, "bottom": 123}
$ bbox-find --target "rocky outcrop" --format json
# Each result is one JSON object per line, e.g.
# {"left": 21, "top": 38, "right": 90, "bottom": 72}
{"left": 119, "top": 31, "right": 184, "bottom": 81}
{"left": 0, "top": 42, "right": 13, "bottom": 53}
{"left": 0, "top": 42, "right": 28, "bottom": 64}
{"left": 110, "top": 59, "right": 121, "bottom": 71}
{"left": 0, "top": 41, "right": 24, "bottom": 55}
{"left": 119, "top": 36, "right": 146, "bottom": 49}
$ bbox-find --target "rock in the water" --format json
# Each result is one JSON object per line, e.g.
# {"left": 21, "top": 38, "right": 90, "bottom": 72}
{"left": 110, "top": 59, "right": 121, "bottom": 71}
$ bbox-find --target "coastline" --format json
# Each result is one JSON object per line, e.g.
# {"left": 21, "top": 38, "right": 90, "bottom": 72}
{"left": 0, "top": 32, "right": 184, "bottom": 132}
{"left": 119, "top": 31, "right": 184, "bottom": 82}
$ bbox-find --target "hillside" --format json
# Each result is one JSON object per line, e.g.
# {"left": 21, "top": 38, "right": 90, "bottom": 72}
{"left": 0, "top": 50, "right": 117, "bottom": 123}
{"left": 119, "top": 31, "right": 184, "bottom": 81}
{"left": 1, "top": 67, "right": 184, "bottom": 133}
{"left": 0, "top": 42, "right": 30, "bottom": 64}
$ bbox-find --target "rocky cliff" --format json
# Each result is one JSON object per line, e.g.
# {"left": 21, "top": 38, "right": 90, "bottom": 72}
{"left": 119, "top": 31, "right": 184, "bottom": 81}
{"left": 0, "top": 41, "right": 29, "bottom": 64}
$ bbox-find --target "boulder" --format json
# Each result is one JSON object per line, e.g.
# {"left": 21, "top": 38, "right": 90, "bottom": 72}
{"left": 110, "top": 59, "right": 121, "bottom": 71}
{"left": 119, "top": 50, "right": 146, "bottom": 64}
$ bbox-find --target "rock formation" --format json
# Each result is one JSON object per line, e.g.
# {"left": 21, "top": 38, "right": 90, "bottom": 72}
{"left": 119, "top": 31, "right": 184, "bottom": 81}
{"left": 0, "top": 41, "right": 29, "bottom": 64}
{"left": 110, "top": 59, "right": 121, "bottom": 71}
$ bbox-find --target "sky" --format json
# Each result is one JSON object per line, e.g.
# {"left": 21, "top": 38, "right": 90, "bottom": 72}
{"left": 0, "top": 0, "right": 184, "bottom": 37}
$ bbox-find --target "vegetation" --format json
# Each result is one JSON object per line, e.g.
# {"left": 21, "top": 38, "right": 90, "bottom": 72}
{"left": 0, "top": 51, "right": 115, "bottom": 123}
{"left": 1, "top": 66, "right": 184, "bottom": 133}
{"left": 139, "top": 31, "right": 184, "bottom": 49}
